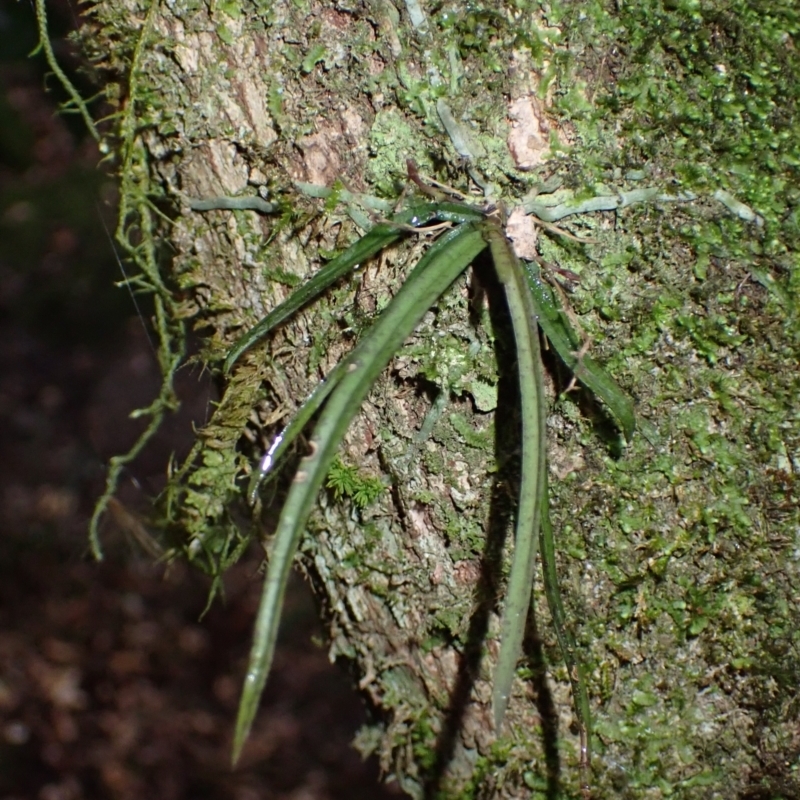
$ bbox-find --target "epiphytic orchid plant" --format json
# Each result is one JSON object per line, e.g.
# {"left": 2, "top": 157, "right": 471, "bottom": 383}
{"left": 218, "top": 168, "right": 636, "bottom": 776}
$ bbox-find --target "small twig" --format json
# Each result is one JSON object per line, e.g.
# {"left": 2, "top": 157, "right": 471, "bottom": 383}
{"left": 534, "top": 215, "right": 599, "bottom": 244}
{"left": 407, "top": 159, "right": 473, "bottom": 202}
{"left": 563, "top": 336, "right": 594, "bottom": 395}
{"left": 531, "top": 254, "right": 581, "bottom": 283}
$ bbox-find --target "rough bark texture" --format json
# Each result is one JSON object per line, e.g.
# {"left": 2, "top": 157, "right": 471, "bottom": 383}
{"left": 79, "top": 1, "right": 799, "bottom": 798}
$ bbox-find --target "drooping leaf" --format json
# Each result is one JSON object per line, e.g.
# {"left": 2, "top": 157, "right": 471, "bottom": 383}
{"left": 224, "top": 202, "right": 485, "bottom": 373}
{"left": 482, "top": 219, "right": 547, "bottom": 729}
{"left": 232, "top": 223, "right": 488, "bottom": 763}
{"left": 525, "top": 264, "right": 636, "bottom": 442}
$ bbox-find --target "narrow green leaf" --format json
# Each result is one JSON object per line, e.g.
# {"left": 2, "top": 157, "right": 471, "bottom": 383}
{"left": 525, "top": 264, "right": 636, "bottom": 442}
{"left": 223, "top": 221, "right": 403, "bottom": 374}
{"left": 232, "top": 223, "right": 488, "bottom": 763}
{"left": 246, "top": 358, "right": 349, "bottom": 504}
{"left": 223, "top": 202, "right": 485, "bottom": 373}
{"left": 483, "top": 220, "right": 547, "bottom": 729}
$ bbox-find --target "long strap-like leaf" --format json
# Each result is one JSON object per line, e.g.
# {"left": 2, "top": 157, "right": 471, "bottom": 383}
{"left": 525, "top": 262, "right": 635, "bottom": 442}
{"left": 232, "top": 223, "right": 488, "bottom": 763}
{"left": 243, "top": 203, "right": 487, "bottom": 502}
{"left": 482, "top": 219, "right": 548, "bottom": 729}
{"left": 232, "top": 199, "right": 630, "bottom": 766}
{"left": 224, "top": 202, "right": 485, "bottom": 373}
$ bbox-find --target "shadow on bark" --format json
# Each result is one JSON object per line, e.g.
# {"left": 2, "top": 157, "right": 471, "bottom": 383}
{"left": 526, "top": 617, "right": 562, "bottom": 799}
{"left": 421, "top": 254, "right": 563, "bottom": 797}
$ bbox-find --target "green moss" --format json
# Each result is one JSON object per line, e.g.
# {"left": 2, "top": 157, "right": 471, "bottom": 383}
{"left": 326, "top": 456, "right": 385, "bottom": 509}
{"left": 462, "top": 741, "right": 517, "bottom": 799}
{"left": 261, "top": 263, "right": 302, "bottom": 287}
{"left": 550, "top": 0, "right": 799, "bottom": 274}
{"left": 446, "top": 412, "right": 493, "bottom": 451}
{"left": 80, "top": 0, "right": 189, "bottom": 559}
{"left": 410, "top": 710, "right": 440, "bottom": 773}
{"left": 367, "top": 109, "right": 433, "bottom": 194}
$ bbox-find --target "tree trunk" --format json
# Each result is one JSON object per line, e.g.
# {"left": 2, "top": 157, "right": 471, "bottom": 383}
{"left": 80, "top": 1, "right": 800, "bottom": 798}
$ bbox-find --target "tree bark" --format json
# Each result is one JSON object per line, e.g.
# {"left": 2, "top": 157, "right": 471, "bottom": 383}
{"left": 79, "top": 1, "right": 800, "bottom": 798}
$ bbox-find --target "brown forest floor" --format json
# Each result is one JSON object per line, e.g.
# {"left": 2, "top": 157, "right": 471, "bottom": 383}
{"left": 0, "top": 4, "right": 402, "bottom": 799}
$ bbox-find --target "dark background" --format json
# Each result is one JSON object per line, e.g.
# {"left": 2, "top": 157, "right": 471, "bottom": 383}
{"left": 0, "top": 1, "right": 400, "bottom": 797}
